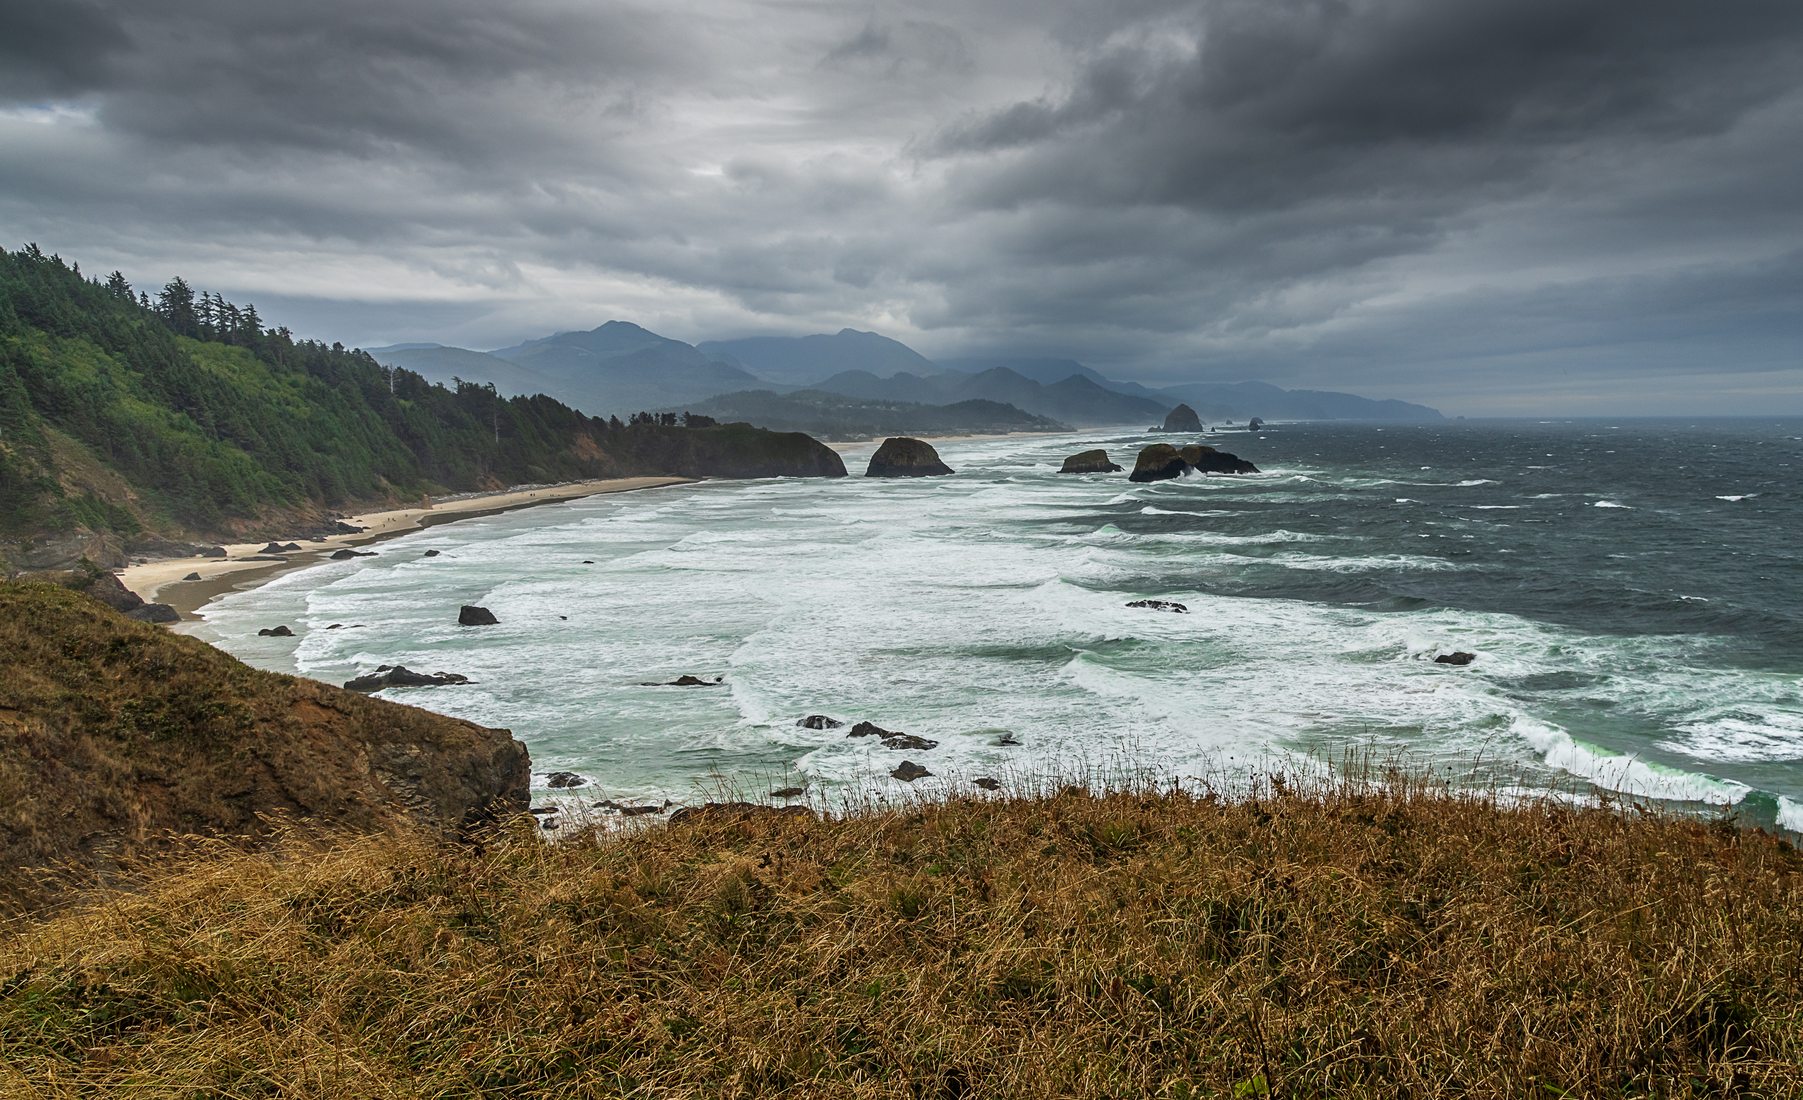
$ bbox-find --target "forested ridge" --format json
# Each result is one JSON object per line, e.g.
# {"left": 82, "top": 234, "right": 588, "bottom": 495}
{"left": 0, "top": 244, "right": 842, "bottom": 568}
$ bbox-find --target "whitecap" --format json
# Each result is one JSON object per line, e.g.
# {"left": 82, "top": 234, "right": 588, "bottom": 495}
{"left": 1779, "top": 797, "right": 1803, "bottom": 834}
{"left": 1456, "top": 479, "right": 1498, "bottom": 487}
{"left": 1592, "top": 500, "right": 1630, "bottom": 509}
{"left": 1715, "top": 494, "right": 1758, "bottom": 502}
{"left": 1511, "top": 716, "right": 1750, "bottom": 805}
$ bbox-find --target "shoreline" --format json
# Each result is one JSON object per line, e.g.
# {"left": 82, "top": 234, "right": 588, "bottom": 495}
{"left": 121, "top": 476, "right": 696, "bottom": 619}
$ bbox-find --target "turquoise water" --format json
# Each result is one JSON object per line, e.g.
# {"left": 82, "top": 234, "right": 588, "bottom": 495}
{"left": 192, "top": 420, "right": 1803, "bottom": 829}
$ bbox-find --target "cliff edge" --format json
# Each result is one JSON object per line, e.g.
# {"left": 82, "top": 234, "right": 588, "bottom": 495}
{"left": 0, "top": 583, "right": 530, "bottom": 908}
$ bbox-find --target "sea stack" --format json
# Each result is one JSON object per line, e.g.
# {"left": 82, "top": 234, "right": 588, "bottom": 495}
{"left": 1159, "top": 403, "right": 1203, "bottom": 432}
{"left": 1128, "top": 443, "right": 1260, "bottom": 482}
{"left": 866, "top": 437, "right": 953, "bottom": 477}
{"left": 1059, "top": 449, "right": 1123, "bottom": 474}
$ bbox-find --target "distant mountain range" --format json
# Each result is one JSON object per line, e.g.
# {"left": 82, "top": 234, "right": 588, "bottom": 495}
{"left": 682, "top": 390, "right": 1068, "bottom": 440}
{"left": 369, "top": 323, "right": 1441, "bottom": 430}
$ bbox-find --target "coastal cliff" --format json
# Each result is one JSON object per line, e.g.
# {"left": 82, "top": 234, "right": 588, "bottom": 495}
{"left": 0, "top": 246, "right": 844, "bottom": 572}
{"left": 0, "top": 583, "right": 529, "bottom": 909}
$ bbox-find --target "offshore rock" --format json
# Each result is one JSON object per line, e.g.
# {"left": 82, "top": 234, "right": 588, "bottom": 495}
{"left": 1128, "top": 444, "right": 1189, "bottom": 483}
{"left": 1128, "top": 443, "right": 1259, "bottom": 482}
{"left": 343, "top": 665, "right": 472, "bottom": 692}
{"left": 866, "top": 436, "right": 953, "bottom": 477}
{"left": 1059, "top": 449, "right": 1123, "bottom": 474}
{"left": 1182, "top": 444, "right": 1260, "bottom": 475}
{"left": 545, "top": 771, "right": 587, "bottom": 789}
{"left": 458, "top": 605, "right": 499, "bottom": 626}
{"left": 257, "top": 625, "right": 294, "bottom": 637}
{"left": 1158, "top": 403, "right": 1204, "bottom": 432}
{"left": 330, "top": 548, "right": 376, "bottom": 560}
{"left": 1435, "top": 651, "right": 1477, "bottom": 666}
{"left": 1127, "top": 599, "right": 1188, "bottom": 613}
{"left": 798, "top": 714, "right": 843, "bottom": 729}
{"left": 892, "top": 761, "right": 932, "bottom": 782}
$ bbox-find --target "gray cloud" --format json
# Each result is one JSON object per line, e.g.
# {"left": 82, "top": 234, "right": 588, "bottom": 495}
{"left": 1, "top": 0, "right": 1799, "bottom": 413}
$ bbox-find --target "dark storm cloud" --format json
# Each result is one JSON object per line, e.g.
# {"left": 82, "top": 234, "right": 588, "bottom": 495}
{"left": 2, "top": 0, "right": 1800, "bottom": 413}
{"left": 0, "top": 1, "right": 131, "bottom": 100}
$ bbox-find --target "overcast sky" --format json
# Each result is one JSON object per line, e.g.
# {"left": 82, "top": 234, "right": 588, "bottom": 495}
{"left": 3, "top": 0, "right": 1800, "bottom": 414}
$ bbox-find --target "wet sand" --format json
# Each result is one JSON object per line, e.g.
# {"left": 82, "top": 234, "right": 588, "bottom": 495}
{"left": 121, "top": 477, "right": 695, "bottom": 620}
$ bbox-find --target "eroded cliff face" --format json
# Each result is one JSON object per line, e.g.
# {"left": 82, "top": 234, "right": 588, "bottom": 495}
{"left": 0, "top": 583, "right": 529, "bottom": 908}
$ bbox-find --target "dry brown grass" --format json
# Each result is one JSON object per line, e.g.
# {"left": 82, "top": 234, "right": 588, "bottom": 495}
{"left": 2, "top": 771, "right": 1800, "bottom": 1098}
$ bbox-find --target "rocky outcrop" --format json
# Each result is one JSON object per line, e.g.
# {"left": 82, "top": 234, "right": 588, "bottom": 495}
{"left": 866, "top": 437, "right": 953, "bottom": 477}
{"left": 1059, "top": 449, "right": 1123, "bottom": 474}
{"left": 798, "top": 715, "right": 843, "bottom": 729}
{"left": 1435, "top": 651, "right": 1477, "bottom": 666}
{"left": 646, "top": 675, "right": 724, "bottom": 687}
{"left": 458, "top": 605, "right": 499, "bottom": 626}
{"left": 1181, "top": 444, "right": 1259, "bottom": 475}
{"left": 545, "top": 771, "right": 587, "bottom": 789}
{"left": 656, "top": 424, "right": 849, "bottom": 479}
{"left": 125, "top": 603, "right": 179, "bottom": 624}
{"left": 0, "top": 583, "right": 530, "bottom": 908}
{"left": 200, "top": 546, "right": 229, "bottom": 558}
{"left": 1127, "top": 599, "right": 1188, "bottom": 613}
{"left": 974, "top": 777, "right": 1002, "bottom": 791}
{"left": 257, "top": 625, "right": 295, "bottom": 637}
{"left": 1128, "top": 444, "right": 1189, "bottom": 483}
{"left": 848, "top": 721, "right": 939, "bottom": 751}
{"left": 892, "top": 761, "right": 932, "bottom": 782}
{"left": 1157, "top": 403, "right": 1204, "bottom": 432}
{"left": 343, "top": 665, "right": 473, "bottom": 691}
{"left": 1128, "top": 443, "right": 1260, "bottom": 482}
{"left": 330, "top": 548, "right": 376, "bottom": 560}
{"left": 667, "top": 802, "right": 815, "bottom": 826}
{"left": 183, "top": 571, "right": 203, "bottom": 581}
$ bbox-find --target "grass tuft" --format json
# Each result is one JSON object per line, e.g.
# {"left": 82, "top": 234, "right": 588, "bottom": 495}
{"left": 2, "top": 770, "right": 1800, "bottom": 1097}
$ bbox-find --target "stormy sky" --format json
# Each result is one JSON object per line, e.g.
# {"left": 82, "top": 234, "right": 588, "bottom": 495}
{"left": 3, "top": 1, "right": 1800, "bottom": 414}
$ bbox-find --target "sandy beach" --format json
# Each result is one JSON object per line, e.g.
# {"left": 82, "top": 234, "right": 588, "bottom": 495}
{"left": 121, "top": 476, "right": 695, "bottom": 619}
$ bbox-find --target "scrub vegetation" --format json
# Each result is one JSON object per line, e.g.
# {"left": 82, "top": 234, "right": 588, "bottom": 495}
{"left": 3, "top": 771, "right": 1798, "bottom": 1097}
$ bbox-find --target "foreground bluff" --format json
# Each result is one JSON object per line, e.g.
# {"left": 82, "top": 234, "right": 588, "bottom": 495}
{"left": 0, "top": 583, "right": 530, "bottom": 908}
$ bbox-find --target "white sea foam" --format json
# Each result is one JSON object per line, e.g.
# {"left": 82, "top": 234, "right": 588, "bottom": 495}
{"left": 1593, "top": 500, "right": 1630, "bottom": 509}
{"left": 188, "top": 430, "right": 1797, "bottom": 817}
{"left": 1456, "top": 479, "right": 1499, "bottom": 487}
{"left": 1510, "top": 716, "right": 1750, "bottom": 805}
{"left": 1779, "top": 797, "right": 1803, "bottom": 834}
{"left": 1716, "top": 494, "right": 1758, "bottom": 502}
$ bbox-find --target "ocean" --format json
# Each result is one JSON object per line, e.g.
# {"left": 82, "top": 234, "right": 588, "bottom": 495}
{"left": 191, "top": 419, "right": 1803, "bottom": 830}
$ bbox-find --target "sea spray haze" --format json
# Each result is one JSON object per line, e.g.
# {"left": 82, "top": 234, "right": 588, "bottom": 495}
{"left": 192, "top": 420, "right": 1803, "bottom": 830}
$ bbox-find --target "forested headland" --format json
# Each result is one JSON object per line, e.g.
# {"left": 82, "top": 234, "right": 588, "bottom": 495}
{"left": 0, "top": 245, "right": 842, "bottom": 570}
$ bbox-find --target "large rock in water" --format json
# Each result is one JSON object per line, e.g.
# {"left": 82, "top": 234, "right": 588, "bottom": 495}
{"left": 866, "top": 437, "right": 953, "bottom": 477}
{"left": 1128, "top": 444, "right": 1189, "bottom": 483}
{"left": 458, "top": 605, "right": 499, "bottom": 626}
{"left": 1128, "top": 443, "right": 1260, "bottom": 482}
{"left": 1059, "top": 449, "right": 1123, "bottom": 474}
{"left": 1159, "top": 403, "right": 1204, "bottom": 432}
{"left": 0, "top": 583, "right": 530, "bottom": 909}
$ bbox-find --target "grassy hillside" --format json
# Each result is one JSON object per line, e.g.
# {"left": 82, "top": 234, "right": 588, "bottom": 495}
{"left": 0, "top": 583, "right": 529, "bottom": 912}
{"left": 2, "top": 775, "right": 1797, "bottom": 1096}
{"left": 0, "top": 245, "right": 839, "bottom": 569}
